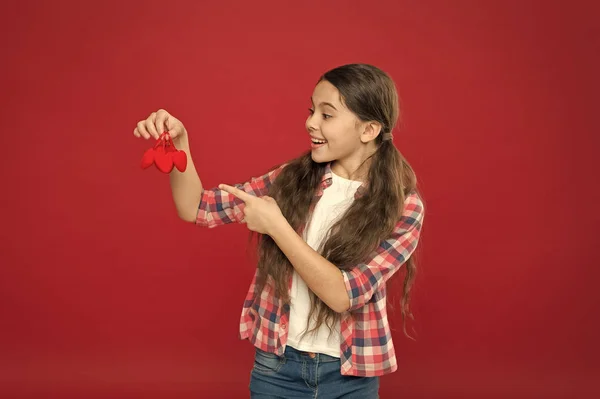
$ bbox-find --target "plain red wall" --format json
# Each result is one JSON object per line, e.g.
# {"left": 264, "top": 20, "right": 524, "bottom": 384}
{"left": 1, "top": 1, "right": 598, "bottom": 398}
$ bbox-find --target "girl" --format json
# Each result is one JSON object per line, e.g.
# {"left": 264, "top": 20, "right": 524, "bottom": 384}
{"left": 133, "top": 64, "right": 424, "bottom": 398}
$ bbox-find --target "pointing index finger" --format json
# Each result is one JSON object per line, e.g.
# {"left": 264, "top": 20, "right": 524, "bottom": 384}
{"left": 219, "top": 184, "right": 255, "bottom": 202}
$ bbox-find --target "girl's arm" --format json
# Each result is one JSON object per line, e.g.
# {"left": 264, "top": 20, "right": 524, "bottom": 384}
{"left": 134, "top": 109, "right": 203, "bottom": 222}
{"left": 217, "top": 183, "right": 424, "bottom": 313}
{"left": 169, "top": 133, "right": 204, "bottom": 222}
{"left": 269, "top": 222, "right": 351, "bottom": 313}
{"left": 135, "top": 109, "right": 284, "bottom": 225}
{"left": 197, "top": 165, "right": 286, "bottom": 228}
{"left": 269, "top": 192, "right": 424, "bottom": 313}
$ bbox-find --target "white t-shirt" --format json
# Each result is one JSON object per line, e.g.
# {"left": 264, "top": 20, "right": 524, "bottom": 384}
{"left": 286, "top": 171, "right": 363, "bottom": 358}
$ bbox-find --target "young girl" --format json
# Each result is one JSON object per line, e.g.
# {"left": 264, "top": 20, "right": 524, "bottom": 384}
{"left": 133, "top": 64, "right": 424, "bottom": 398}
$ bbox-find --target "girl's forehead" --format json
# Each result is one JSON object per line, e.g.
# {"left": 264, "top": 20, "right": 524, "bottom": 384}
{"left": 312, "top": 81, "right": 343, "bottom": 107}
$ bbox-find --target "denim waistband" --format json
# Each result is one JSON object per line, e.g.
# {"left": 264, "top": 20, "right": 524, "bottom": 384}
{"left": 283, "top": 345, "right": 340, "bottom": 363}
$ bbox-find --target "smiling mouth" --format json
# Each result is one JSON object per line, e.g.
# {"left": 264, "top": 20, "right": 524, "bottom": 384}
{"left": 311, "top": 138, "right": 327, "bottom": 144}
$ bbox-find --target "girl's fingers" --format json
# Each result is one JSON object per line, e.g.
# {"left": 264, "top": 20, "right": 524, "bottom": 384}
{"left": 136, "top": 121, "right": 150, "bottom": 139}
{"left": 134, "top": 109, "right": 184, "bottom": 141}
{"left": 145, "top": 114, "right": 159, "bottom": 139}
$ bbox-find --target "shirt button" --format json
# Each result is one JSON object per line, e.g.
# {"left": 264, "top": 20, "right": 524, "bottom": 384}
{"left": 281, "top": 323, "right": 287, "bottom": 330}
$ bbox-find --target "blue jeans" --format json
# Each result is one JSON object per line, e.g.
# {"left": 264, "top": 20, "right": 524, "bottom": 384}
{"left": 249, "top": 345, "right": 379, "bottom": 398}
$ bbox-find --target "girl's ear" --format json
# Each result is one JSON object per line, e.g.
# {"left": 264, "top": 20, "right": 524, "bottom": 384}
{"left": 360, "top": 121, "right": 383, "bottom": 143}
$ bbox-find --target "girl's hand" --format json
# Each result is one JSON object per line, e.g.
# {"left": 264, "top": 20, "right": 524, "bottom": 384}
{"left": 218, "top": 184, "right": 287, "bottom": 235}
{"left": 133, "top": 109, "right": 187, "bottom": 142}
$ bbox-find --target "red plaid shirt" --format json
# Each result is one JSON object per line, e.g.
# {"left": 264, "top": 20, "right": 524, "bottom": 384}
{"left": 196, "top": 162, "right": 424, "bottom": 376}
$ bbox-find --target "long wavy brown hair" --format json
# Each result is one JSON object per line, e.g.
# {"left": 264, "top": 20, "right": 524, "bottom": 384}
{"left": 251, "top": 64, "right": 420, "bottom": 340}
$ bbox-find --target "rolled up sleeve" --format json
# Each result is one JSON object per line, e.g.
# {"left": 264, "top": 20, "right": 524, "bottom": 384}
{"left": 342, "top": 192, "right": 424, "bottom": 312}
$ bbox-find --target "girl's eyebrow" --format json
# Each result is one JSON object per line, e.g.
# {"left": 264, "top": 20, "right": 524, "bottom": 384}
{"left": 310, "top": 97, "right": 338, "bottom": 111}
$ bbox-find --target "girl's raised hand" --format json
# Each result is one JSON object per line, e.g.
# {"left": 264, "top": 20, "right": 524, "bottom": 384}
{"left": 133, "top": 109, "right": 187, "bottom": 141}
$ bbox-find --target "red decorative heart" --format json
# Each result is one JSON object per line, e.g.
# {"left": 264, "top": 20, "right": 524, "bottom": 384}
{"left": 165, "top": 140, "right": 177, "bottom": 153}
{"left": 141, "top": 132, "right": 185, "bottom": 174}
{"left": 141, "top": 147, "right": 155, "bottom": 169}
{"left": 154, "top": 144, "right": 174, "bottom": 173}
{"left": 165, "top": 133, "right": 187, "bottom": 172}
{"left": 173, "top": 150, "right": 187, "bottom": 172}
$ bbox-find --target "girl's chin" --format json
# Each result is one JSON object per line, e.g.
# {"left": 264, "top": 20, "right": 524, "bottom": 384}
{"left": 310, "top": 151, "right": 333, "bottom": 163}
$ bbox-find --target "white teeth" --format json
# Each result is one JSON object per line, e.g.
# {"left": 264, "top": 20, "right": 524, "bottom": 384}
{"left": 311, "top": 138, "right": 327, "bottom": 144}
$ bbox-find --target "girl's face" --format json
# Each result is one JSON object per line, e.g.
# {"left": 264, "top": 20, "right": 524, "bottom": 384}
{"left": 306, "top": 80, "right": 377, "bottom": 171}
{"left": 306, "top": 80, "right": 362, "bottom": 164}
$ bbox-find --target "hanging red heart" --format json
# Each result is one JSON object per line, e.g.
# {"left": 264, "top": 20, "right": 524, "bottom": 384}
{"left": 172, "top": 150, "right": 187, "bottom": 172}
{"left": 164, "top": 134, "right": 187, "bottom": 172}
{"left": 154, "top": 142, "right": 174, "bottom": 173}
{"left": 140, "top": 132, "right": 187, "bottom": 173}
{"left": 140, "top": 147, "right": 155, "bottom": 169}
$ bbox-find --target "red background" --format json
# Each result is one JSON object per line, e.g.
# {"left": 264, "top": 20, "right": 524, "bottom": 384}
{"left": 1, "top": 1, "right": 599, "bottom": 398}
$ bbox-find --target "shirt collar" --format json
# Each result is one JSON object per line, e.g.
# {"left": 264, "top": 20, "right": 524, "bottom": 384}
{"left": 320, "top": 162, "right": 368, "bottom": 198}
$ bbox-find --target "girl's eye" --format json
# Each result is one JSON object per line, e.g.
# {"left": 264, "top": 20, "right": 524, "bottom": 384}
{"left": 307, "top": 109, "right": 331, "bottom": 120}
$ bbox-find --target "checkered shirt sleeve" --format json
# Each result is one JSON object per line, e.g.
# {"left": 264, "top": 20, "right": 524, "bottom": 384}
{"left": 341, "top": 192, "right": 424, "bottom": 311}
